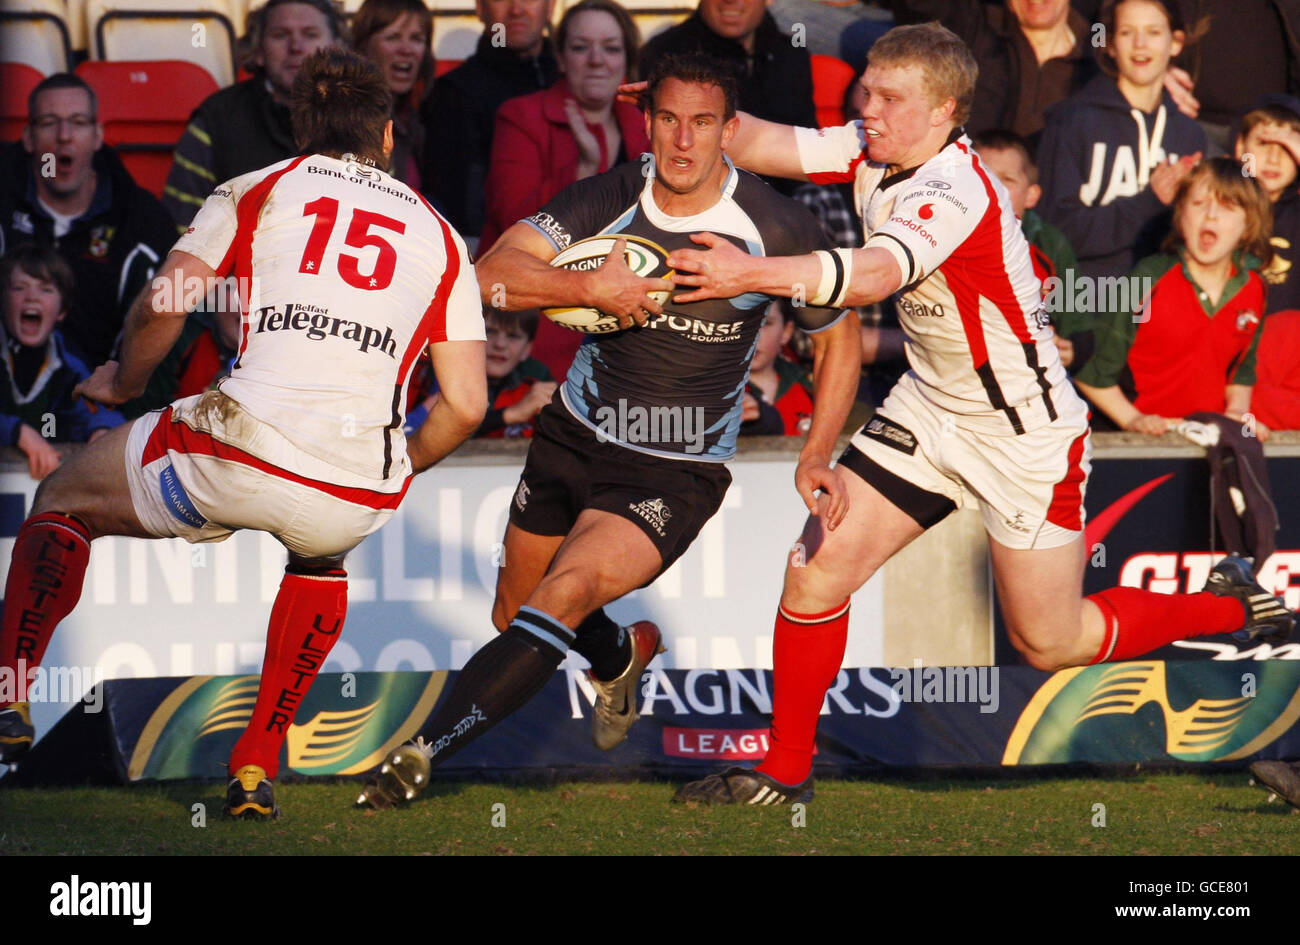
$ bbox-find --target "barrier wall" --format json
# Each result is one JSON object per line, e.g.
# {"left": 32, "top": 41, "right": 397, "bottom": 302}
{"left": 3, "top": 432, "right": 1298, "bottom": 761}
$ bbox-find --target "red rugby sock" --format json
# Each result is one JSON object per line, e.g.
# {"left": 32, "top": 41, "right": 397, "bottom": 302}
{"left": 229, "top": 568, "right": 347, "bottom": 779}
{"left": 0, "top": 513, "right": 91, "bottom": 706}
{"left": 757, "top": 601, "right": 849, "bottom": 787}
{"left": 1087, "top": 587, "right": 1245, "bottom": 664}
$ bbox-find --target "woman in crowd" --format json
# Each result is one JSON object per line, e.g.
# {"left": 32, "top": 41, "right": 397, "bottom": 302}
{"left": 352, "top": 0, "right": 435, "bottom": 188}
{"left": 479, "top": 0, "right": 647, "bottom": 254}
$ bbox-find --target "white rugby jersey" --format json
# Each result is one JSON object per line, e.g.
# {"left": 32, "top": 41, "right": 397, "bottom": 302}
{"left": 797, "top": 123, "right": 1074, "bottom": 436}
{"left": 173, "top": 154, "right": 484, "bottom": 486}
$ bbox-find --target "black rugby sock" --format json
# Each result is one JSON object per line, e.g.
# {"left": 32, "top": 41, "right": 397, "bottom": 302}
{"left": 572, "top": 609, "right": 633, "bottom": 682}
{"left": 415, "top": 607, "right": 572, "bottom": 766}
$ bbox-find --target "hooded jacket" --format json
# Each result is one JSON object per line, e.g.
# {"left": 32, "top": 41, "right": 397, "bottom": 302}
{"left": 0, "top": 141, "right": 177, "bottom": 369}
{"left": 1037, "top": 75, "right": 1207, "bottom": 279}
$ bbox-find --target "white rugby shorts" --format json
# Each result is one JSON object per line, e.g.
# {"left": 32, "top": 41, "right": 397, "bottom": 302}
{"left": 840, "top": 373, "right": 1092, "bottom": 550}
{"left": 125, "top": 391, "right": 406, "bottom": 559}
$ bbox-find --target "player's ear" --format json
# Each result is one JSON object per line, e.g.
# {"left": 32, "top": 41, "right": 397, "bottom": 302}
{"left": 382, "top": 120, "right": 394, "bottom": 162}
{"left": 932, "top": 97, "right": 956, "bottom": 127}
{"left": 721, "top": 114, "right": 740, "bottom": 149}
{"left": 1025, "top": 182, "right": 1042, "bottom": 211}
{"left": 1170, "top": 29, "right": 1185, "bottom": 58}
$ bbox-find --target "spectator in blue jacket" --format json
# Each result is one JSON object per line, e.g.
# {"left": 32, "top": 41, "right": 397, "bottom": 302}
{"left": 0, "top": 245, "right": 124, "bottom": 479}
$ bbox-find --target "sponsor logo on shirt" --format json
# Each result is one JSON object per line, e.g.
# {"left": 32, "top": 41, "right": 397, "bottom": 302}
{"left": 306, "top": 164, "right": 416, "bottom": 204}
{"left": 897, "top": 296, "right": 945, "bottom": 319}
{"left": 926, "top": 180, "right": 951, "bottom": 190}
{"left": 641, "top": 312, "right": 745, "bottom": 343}
{"left": 528, "top": 211, "right": 571, "bottom": 249}
{"left": 159, "top": 464, "right": 207, "bottom": 529}
{"left": 253, "top": 302, "right": 397, "bottom": 357}
{"left": 1236, "top": 310, "right": 1260, "bottom": 332}
{"left": 888, "top": 214, "right": 938, "bottom": 248}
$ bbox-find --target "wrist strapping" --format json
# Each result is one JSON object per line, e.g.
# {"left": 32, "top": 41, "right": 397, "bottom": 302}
{"left": 810, "top": 248, "right": 854, "bottom": 308}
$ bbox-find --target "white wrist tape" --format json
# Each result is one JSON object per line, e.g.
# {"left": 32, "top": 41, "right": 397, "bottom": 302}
{"left": 809, "top": 248, "right": 854, "bottom": 308}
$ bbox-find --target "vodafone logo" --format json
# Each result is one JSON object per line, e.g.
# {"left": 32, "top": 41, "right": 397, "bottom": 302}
{"left": 918, "top": 203, "right": 935, "bottom": 220}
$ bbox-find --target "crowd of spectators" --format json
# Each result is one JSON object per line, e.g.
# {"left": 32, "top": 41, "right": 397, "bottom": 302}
{"left": 4, "top": 0, "right": 1300, "bottom": 479}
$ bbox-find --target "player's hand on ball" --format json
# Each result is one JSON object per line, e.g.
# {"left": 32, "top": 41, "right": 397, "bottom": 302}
{"left": 669, "top": 232, "right": 753, "bottom": 304}
{"left": 589, "top": 237, "right": 673, "bottom": 328}
{"left": 796, "top": 456, "right": 849, "bottom": 531}
{"left": 73, "top": 361, "right": 128, "bottom": 410}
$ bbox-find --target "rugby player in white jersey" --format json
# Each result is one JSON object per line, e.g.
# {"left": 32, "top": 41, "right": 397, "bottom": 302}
{"left": 0, "top": 49, "right": 487, "bottom": 818}
{"left": 662, "top": 23, "right": 1294, "bottom": 804}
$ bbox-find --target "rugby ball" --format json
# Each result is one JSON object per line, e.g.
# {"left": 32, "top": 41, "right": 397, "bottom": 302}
{"left": 543, "top": 235, "right": 674, "bottom": 333}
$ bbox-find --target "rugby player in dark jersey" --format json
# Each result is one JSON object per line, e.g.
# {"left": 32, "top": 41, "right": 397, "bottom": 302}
{"left": 358, "top": 53, "right": 862, "bottom": 808}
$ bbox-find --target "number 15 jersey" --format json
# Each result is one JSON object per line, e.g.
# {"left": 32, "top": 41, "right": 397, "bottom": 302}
{"left": 173, "top": 154, "right": 484, "bottom": 488}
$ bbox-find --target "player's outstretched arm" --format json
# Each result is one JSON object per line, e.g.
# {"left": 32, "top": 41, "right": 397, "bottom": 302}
{"left": 75, "top": 249, "right": 211, "bottom": 407}
{"left": 671, "top": 235, "right": 902, "bottom": 309}
{"left": 407, "top": 339, "right": 488, "bottom": 473}
{"left": 726, "top": 112, "right": 808, "bottom": 181}
{"left": 796, "top": 311, "right": 862, "bottom": 530}
{"left": 476, "top": 223, "right": 671, "bottom": 327}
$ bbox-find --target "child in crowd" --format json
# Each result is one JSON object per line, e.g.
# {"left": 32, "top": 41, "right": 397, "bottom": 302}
{"left": 0, "top": 245, "right": 124, "bottom": 479}
{"left": 1233, "top": 96, "right": 1300, "bottom": 431}
{"left": 973, "top": 129, "right": 1095, "bottom": 373}
{"left": 1037, "top": 0, "right": 1204, "bottom": 279}
{"left": 741, "top": 299, "right": 814, "bottom": 436}
{"left": 405, "top": 307, "right": 555, "bottom": 439}
{"left": 1074, "top": 158, "right": 1273, "bottom": 437}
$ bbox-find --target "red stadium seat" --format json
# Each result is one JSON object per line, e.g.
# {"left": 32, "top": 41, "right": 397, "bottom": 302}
{"left": 0, "top": 62, "right": 45, "bottom": 142}
{"left": 811, "top": 54, "right": 856, "bottom": 129}
{"left": 76, "top": 59, "right": 219, "bottom": 197}
{"left": 433, "top": 58, "right": 460, "bottom": 78}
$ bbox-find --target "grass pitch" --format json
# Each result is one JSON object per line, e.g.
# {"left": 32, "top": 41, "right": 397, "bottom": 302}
{"left": 1, "top": 771, "right": 1298, "bottom": 855}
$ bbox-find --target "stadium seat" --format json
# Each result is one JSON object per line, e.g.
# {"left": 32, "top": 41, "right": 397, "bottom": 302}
{"left": 0, "top": 61, "right": 45, "bottom": 142}
{"left": 87, "top": 0, "right": 238, "bottom": 87}
{"left": 0, "top": 0, "right": 73, "bottom": 75}
{"left": 811, "top": 53, "right": 855, "bottom": 129}
{"left": 65, "top": 0, "right": 90, "bottom": 52}
{"left": 76, "top": 59, "right": 219, "bottom": 197}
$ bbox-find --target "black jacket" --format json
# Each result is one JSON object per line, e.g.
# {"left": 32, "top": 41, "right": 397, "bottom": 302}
{"left": 163, "top": 78, "right": 297, "bottom": 228}
{"left": 641, "top": 12, "right": 815, "bottom": 128}
{"left": 419, "top": 34, "right": 559, "bottom": 237}
{"left": 0, "top": 141, "right": 177, "bottom": 368}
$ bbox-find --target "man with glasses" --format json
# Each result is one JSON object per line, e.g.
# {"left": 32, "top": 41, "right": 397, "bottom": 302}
{"left": 0, "top": 74, "right": 176, "bottom": 374}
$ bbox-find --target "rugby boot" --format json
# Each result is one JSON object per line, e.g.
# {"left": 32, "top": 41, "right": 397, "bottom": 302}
{"left": 590, "top": 621, "right": 665, "bottom": 751}
{"left": 1203, "top": 556, "right": 1294, "bottom": 644}
{"left": 222, "top": 764, "right": 280, "bottom": 820}
{"left": 0, "top": 701, "right": 34, "bottom": 765}
{"left": 672, "top": 765, "right": 814, "bottom": 806}
{"left": 356, "top": 739, "right": 433, "bottom": 810}
{"left": 1249, "top": 760, "right": 1300, "bottom": 811}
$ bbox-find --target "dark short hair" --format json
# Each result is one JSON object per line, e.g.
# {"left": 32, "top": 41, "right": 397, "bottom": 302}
{"left": 350, "top": 0, "right": 435, "bottom": 107}
{"left": 291, "top": 48, "right": 392, "bottom": 164}
{"left": 28, "top": 73, "right": 98, "bottom": 122}
{"left": 484, "top": 306, "right": 540, "bottom": 341}
{"left": 971, "top": 128, "right": 1038, "bottom": 183}
{"left": 251, "top": 0, "right": 342, "bottom": 50}
{"left": 556, "top": 0, "right": 642, "bottom": 78}
{"left": 645, "top": 52, "right": 740, "bottom": 119}
{"left": 0, "top": 244, "right": 75, "bottom": 314}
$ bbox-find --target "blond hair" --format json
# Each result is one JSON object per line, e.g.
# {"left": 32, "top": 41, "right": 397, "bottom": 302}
{"left": 867, "top": 22, "right": 977, "bottom": 125}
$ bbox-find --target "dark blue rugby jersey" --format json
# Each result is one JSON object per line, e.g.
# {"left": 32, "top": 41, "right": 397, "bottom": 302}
{"left": 523, "top": 156, "right": 845, "bottom": 462}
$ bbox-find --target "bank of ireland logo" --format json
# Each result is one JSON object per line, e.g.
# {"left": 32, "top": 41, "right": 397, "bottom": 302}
{"left": 1002, "top": 661, "right": 1300, "bottom": 765}
{"left": 629, "top": 497, "right": 672, "bottom": 537}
